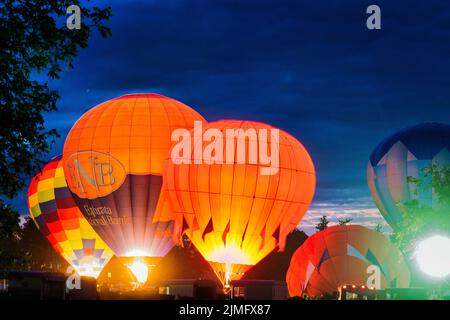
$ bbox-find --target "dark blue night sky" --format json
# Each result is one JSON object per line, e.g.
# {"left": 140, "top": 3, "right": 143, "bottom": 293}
{"left": 12, "top": 0, "right": 450, "bottom": 234}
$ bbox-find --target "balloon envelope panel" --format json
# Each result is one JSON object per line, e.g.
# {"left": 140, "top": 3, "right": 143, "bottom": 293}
{"left": 27, "top": 156, "right": 113, "bottom": 277}
{"left": 163, "top": 120, "right": 316, "bottom": 283}
{"left": 367, "top": 123, "right": 450, "bottom": 229}
{"left": 62, "top": 94, "right": 206, "bottom": 258}
{"left": 286, "top": 225, "right": 410, "bottom": 298}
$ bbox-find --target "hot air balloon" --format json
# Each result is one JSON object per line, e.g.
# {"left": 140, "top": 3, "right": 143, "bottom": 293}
{"left": 286, "top": 225, "right": 410, "bottom": 298}
{"left": 27, "top": 156, "right": 113, "bottom": 278}
{"left": 367, "top": 123, "right": 450, "bottom": 230}
{"left": 62, "top": 93, "right": 206, "bottom": 283}
{"left": 163, "top": 120, "right": 316, "bottom": 286}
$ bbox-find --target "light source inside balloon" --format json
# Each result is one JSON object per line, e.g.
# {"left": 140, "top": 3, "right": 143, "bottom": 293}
{"left": 124, "top": 249, "right": 149, "bottom": 257}
{"left": 203, "top": 244, "right": 262, "bottom": 287}
{"left": 208, "top": 244, "right": 254, "bottom": 266}
{"left": 224, "top": 263, "right": 232, "bottom": 289}
{"left": 128, "top": 260, "right": 149, "bottom": 284}
{"left": 206, "top": 245, "right": 255, "bottom": 287}
{"left": 415, "top": 235, "right": 450, "bottom": 278}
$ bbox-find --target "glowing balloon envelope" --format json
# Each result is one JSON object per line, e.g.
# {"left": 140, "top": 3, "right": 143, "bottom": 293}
{"left": 27, "top": 156, "right": 113, "bottom": 278}
{"left": 367, "top": 123, "right": 450, "bottom": 229}
{"left": 163, "top": 120, "right": 316, "bottom": 285}
{"left": 62, "top": 93, "right": 206, "bottom": 282}
{"left": 286, "top": 225, "right": 410, "bottom": 298}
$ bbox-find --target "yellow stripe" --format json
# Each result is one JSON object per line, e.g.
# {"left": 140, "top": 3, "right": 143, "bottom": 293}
{"left": 59, "top": 241, "right": 72, "bottom": 254}
{"left": 65, "top": 229, "right": 81, "bottom": 240}
{"left": 38, "top": 189, "right": 55, "bottom": 203}
{"left": 55, "top": 166, "right": 65, "bottom": 178}
{"left": 28, "top": 193, "right": 39, "bottom": 207}
{"left": 30, "top": 205, "right": 42, "bottom": 218}
{"left": 69, "top": 238, "right": 83, "bottom": 250}
{"left": 37, "top": 178, "right": 54, "bottom": 192}
{"left": 54, "top": 175, "right": 67, "bottom": 188}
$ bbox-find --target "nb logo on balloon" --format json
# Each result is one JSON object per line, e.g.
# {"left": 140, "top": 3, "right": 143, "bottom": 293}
{"left": 65, "top": 150, "right": 127, "bottom": 198}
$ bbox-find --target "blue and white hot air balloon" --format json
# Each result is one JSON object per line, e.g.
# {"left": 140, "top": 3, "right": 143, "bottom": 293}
{"left": 367, "top": 123, "right": 450, "bottom": 230}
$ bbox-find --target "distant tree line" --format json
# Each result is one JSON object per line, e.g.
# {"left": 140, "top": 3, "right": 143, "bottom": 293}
{"left": 314, "top": 215, "right": 360, "bottom": 231}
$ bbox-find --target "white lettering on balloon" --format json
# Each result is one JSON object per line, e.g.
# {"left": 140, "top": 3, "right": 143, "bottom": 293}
{"left": 171, "top": 121, "right": 280, "bottom": 176}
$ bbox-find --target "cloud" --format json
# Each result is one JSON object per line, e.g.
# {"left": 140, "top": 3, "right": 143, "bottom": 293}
{"left": 298, "top": 199, "right": 391, "bottom": 236}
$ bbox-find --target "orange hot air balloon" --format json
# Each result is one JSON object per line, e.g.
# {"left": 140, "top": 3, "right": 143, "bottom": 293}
{"left": 286, "top": 225, "right": 411, "bottom": 299}
{"left": 62, "top": 93, "right": 206, "bottom": 283}
{"left": 27, "top": 156, "right": 114, "bottom": 278}
{"left": 163, "top": 120, "right": 316, "bottom": 285}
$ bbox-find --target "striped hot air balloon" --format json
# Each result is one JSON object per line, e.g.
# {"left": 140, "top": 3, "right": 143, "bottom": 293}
{"left": 367, "top": 123, "right": 450, "bottom": 230}
{"left": 286, "top": 225, "right": 410, "bottom": 298}
{"left": 163, "top": 120, "right": 316, "bottom": 285}
{"left": 27, "top": 156, "right": 113, "bottom": 278}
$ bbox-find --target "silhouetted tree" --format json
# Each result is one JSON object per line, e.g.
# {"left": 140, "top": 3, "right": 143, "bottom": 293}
{"left": 0, "top": 1, "right": 111, "bottom": 264}
{"left": 315, "top": 215, "right": 330, "bottom": 231}
{"left": 338, "top": 218, "right": 353, "bottom": 225}
{"left": 373, "top": 224, "right": 383, "bottom": 233}
{"left": 0, "top": 202, "right": 23, "bottom": 268}
{"left": 19, "top": 217, "right": 68, "bottom": 271}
